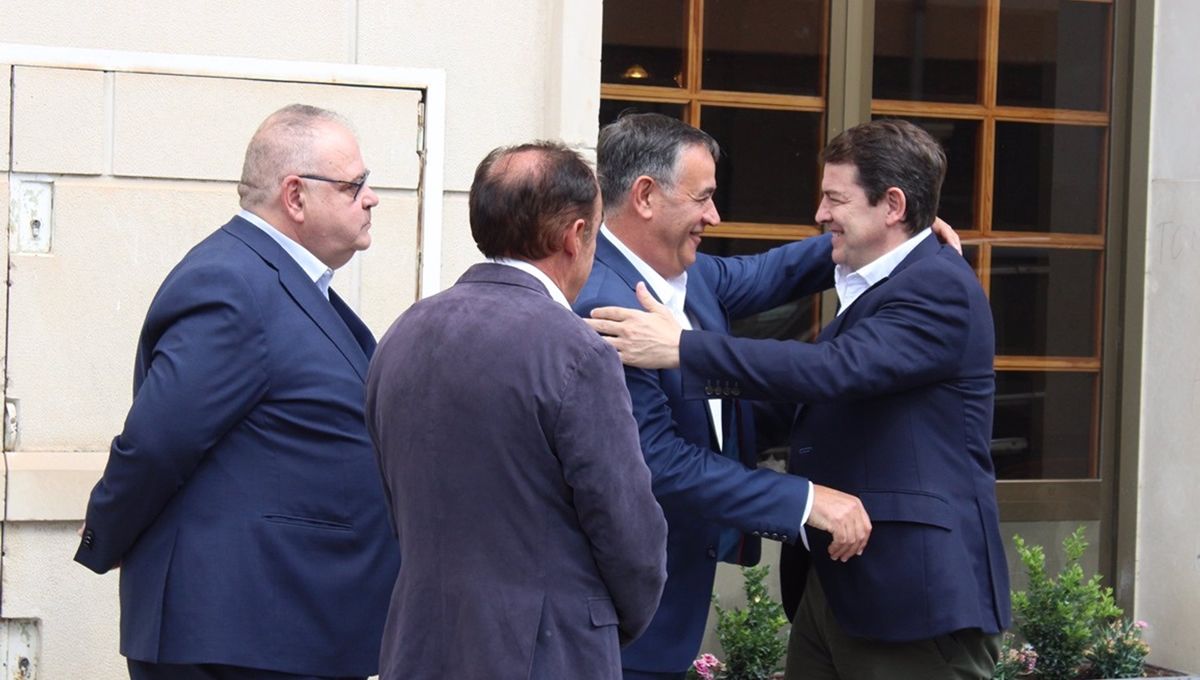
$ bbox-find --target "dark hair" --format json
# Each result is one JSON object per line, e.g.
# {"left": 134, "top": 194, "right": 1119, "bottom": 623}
{"left": 822, "top": 119, "right": 946, "bottom": 234}
{"left": 597, "top": 112, "right": 720, "bottom": 211}
{"left": 469, "top": 141, "right": 599, "bottom": 259}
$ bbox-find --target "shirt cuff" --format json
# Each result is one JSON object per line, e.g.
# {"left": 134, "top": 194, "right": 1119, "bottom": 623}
{"left": 798, "top": 480, "right": 814, "bottom": 551}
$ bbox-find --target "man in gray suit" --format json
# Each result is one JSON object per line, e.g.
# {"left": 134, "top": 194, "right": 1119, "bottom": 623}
{"left": 365, "top": 141, "right": 668, "bottom": 680}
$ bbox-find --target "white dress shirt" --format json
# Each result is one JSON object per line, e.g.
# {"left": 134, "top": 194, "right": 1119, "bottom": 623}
{"left": 834, "top": 227, "right": 932, "bottom": 315}
{"left": 239, "top": 209, "right": 334, "bottom": 299}
{"left": 489, "top": 257, "right": 572, "bottom": 310}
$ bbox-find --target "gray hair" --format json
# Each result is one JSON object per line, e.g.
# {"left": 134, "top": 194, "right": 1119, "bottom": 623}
{"left": 596, "top": 113, "right": 720, "bottom": 212}
{"left": 237, "top": 104, "right": 352, "bottom": 209}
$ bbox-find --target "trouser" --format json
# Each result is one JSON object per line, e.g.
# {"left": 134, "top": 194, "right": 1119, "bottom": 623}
{"left": 784, "top": 568, "right": 1000, "bottom": 680}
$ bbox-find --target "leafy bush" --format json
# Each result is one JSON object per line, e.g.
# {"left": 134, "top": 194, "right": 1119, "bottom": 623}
{"left": 1082, "top": 619, "right": 1150, "bottom": 679}
{"left": 998, "top": 526, "right": 1150, "bottom": 680}
{"left": 687, "top": 564, "right": 788, "bottom": 680}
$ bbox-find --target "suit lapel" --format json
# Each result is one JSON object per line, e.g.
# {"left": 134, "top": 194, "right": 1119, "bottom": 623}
{"left": 596, "top": 232, "right": 730, "bottom": 452}
{"left": 595, "top": 232, "right": 666, "bottom": 305}
{"left": 222, "top": 217, "right": 371, "bottom": 381}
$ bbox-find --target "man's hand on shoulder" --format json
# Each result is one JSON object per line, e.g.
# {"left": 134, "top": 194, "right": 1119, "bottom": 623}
{"left": 931, "top": 217, "right": 962, "bottom": 255}
{"left": 807, "top": 484, "right": 872, "bottom": 562}
{"left": 585, "top": 282, "right": 683, "bottom": 369}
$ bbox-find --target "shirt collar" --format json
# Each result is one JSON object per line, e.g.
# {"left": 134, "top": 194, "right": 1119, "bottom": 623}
{"left": 835, "top": 226, "right": 932, "bottom": 287}
{"left": 239, "top": 209, "right": 334, "bottom": 297}
{"left": 601, "top": 224, "right": 688, "bottom": 315}
{"left": 488, "top": 257, "right": 572, "bottom": 310}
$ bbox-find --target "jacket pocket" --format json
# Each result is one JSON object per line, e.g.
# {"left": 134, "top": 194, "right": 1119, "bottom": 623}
{"left": 588, "top": 597, "right": 619, "bottom": 627}
{"left": 262, "top": 514, "right": 353, "bottom": 531}
{"left": 858, "top": 490, "right": 953, "bottom": 530}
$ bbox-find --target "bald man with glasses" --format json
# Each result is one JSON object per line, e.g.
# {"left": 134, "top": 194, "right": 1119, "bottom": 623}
{"left": 75, "top": 104, "right": 400, "bottom": 680}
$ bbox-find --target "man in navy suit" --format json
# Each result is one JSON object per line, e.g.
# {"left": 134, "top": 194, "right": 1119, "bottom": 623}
{"left": 589, "top": 119, "right": 1010, "bottom": 679}
{"left": 74, "top": 104, "right": 400, "bottom": 680}
{"left": 574, "top": 113, "right": 873, "bottom": 680}
{"left": 365, "top": 142, "right": 667, "bottom": 680}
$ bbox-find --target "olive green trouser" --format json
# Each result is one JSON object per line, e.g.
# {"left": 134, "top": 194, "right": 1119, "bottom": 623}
{"left": 784, "top": 568, "right": 1000, "bottom": 680}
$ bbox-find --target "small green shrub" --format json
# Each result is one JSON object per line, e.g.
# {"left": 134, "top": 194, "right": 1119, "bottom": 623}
{"left": 687, "top": 564, "right": 788, "bottom": 680}
{"left": 1007, "top": 527, "right": 1125, "bottom": 680}
{"left": 1082, "top": 618, "right": 1150, "bottom": 679}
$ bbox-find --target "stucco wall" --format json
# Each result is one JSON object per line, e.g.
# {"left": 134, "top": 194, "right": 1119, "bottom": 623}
{"left": 0, "top": 2, "right": 602, "bottom": 676}
{"left": 1138, "top": 0, "right": 1200, "bottom": 672}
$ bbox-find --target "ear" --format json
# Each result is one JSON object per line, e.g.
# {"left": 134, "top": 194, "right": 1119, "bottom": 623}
{"left": 281, "top": 176, "right": 306, "bottom": 222}
{"left": 631, "top": 175, "right": 656, "bottom": 220}
{"left": 561, "top": 218, "right": 588, "bottom": 258}
{"left": 883, "top": 187, "right": 908, "bottom": 229}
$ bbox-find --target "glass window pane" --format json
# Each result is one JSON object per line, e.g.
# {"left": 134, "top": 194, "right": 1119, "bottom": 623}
{"left": 599, "top": 100, "right": 687, "bottom": 128}
{"left": 993, "top": 122, "right": 1106, "bottom": 234}
{"left": 601, "top": 0, "right": 687, "bottom": 88}
{"left": 998, "top": 0, "right": 1111, "bottom": 110}
{"left": 990, "top": 247, "right": 1100, "bottom": 357}
{"left": 877, "top": 116, "right": 978, "bottom": 229}
{"left": 702, "top": 0, "right": 827, "bottom": 96}
{"left": 962, "top": 244, "right": 979, "bottom": 270}
{"left": 697, "top": 237, "right": 822, "bottom": 341}
{"left": 873, "top": 0, "right": 984, "bottom": 104}
{"left": 992, "top": 371, "right": 1096, "bottom": 480}
{"left": 700, "top": 107, "right": 823, "bottom": 224}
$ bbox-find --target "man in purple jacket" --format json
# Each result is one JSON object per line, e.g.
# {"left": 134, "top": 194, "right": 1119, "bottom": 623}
{"left": 365, "top": 141, "right": 668, "bottom": 680}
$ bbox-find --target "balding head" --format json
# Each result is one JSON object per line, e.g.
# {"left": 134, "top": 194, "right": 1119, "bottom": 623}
{"left": 469, "top": 141, "right": 600, "bottom": 260}
{"left": 237, "top": 104, "right": 353, "bottom": 210}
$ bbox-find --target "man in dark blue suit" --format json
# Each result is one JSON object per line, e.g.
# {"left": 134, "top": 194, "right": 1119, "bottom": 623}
{"left": 589, "top": 119, "right": 1010, "bottom": 680}
{"left": 74, "top": 104, "right": 400, "bottom": 680}
{"left": 366, "top": 142, "right": 667, "bottom": 680}
{"left": 574, "top": 113, "right": 873, "bottom": 680}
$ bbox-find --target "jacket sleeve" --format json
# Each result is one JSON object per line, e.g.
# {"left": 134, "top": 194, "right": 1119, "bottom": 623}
{"left": 703, "top": 233, "right": 835, "bottom": 318}
{"left": 623, "top": 365, "right": 810, "bottom": 543}
{"left": 74, "top": 265, "right": 270, "bottom": 573}
{"left": 553, "top": 341, "right": 667, "bottom": 646}
{"left": 679, "top": 261, "right": 975, "bottom": 403}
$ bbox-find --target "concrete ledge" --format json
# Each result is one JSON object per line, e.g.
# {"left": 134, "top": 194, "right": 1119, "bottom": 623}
{"left": 3, "top": 451, "right": 107, "bottom": 521}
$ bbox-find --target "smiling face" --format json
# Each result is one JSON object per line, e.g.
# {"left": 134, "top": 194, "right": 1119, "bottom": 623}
{"left": 815, "top": 162, "right": 901, "bottom": 272}
{"left": 296, "top": 122, "right": 380, "bottom": 269}
{"left": 642, "top": 144, "right": 721, "bottom": 278}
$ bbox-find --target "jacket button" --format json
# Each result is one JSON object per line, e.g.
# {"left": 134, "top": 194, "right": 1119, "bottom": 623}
{"left": 704, "top": 386, "right": 714, "bottom": 396}
{"left": 732, "top": 386, "right": 742, "bottom": 396}
{"left": 707, "top": 547, "right": 717, "bottom": 559}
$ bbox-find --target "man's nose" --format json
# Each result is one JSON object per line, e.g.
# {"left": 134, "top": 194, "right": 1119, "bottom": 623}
{"left": 361, "top": 185, "right": 380, "bottom": 208}
{"left": 705, "top": 200, "right": 721, "bottom": 226}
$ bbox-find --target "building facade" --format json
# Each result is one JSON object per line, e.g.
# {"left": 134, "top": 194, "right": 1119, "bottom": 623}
{"left": 0, "top": 0, "right": 1195, "bottom": 676}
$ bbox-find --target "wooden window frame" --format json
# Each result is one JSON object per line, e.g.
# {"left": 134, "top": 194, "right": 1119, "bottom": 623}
{"left": 600, "top": 0, "right": 1150, "bottom": 605}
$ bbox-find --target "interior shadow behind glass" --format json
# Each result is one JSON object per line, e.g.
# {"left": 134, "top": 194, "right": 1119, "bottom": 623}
{"left": 697, "top": 237, "right": 824, "bottom": 342}
{"left": 701, "top": 107, "right": 822, "bottom": 225}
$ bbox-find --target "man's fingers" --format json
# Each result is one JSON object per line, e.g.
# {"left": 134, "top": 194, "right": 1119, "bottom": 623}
{"left": 634, "top": 281, "right": 666, "bottom": 314}
{"left": 589, "top": 305, "right": 637, "bottom": 322}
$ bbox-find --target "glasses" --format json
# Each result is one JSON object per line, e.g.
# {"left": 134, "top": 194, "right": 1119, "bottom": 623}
{"left": 298, "top": 170, "right": 371, "bottom": 200}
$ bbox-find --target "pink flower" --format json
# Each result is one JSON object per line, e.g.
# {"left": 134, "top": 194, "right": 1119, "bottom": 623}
{"left": 692, "top": 653, "right": 723, "bottom": 680}
{"left": 1135, "top": 620, "right": 1149, "bottom": 629}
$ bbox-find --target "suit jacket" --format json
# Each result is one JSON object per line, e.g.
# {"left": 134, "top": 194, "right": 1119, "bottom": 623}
{"left": 572, "top": 232, "right": 835, "bottom": 672}
{"left": 74, "top": 216, "right": 400, "bottom": 676}
{"left": 365, "top": 263, "right": 667, "bottom": 680}
{"left": 679, "top": 234, "right": 1011, "bottom": 642}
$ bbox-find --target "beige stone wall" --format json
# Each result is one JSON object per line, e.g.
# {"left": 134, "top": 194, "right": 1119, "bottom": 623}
{"left": 0, "top": 2, "right": 604, "bottom": 675}
{"left": 1138, "top": 0, "right": 1200, "bottom": 672}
